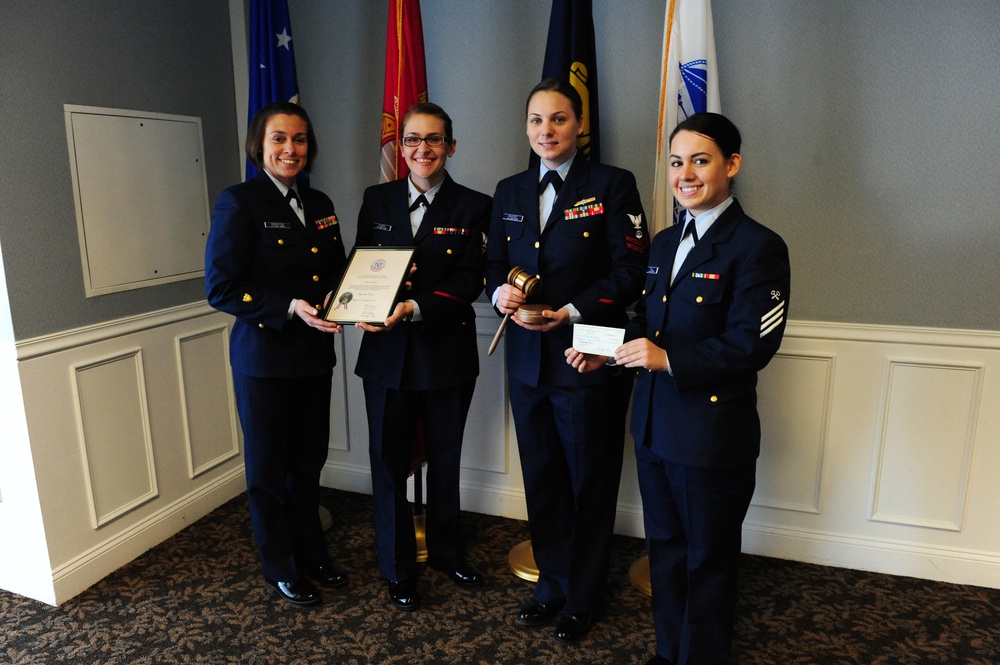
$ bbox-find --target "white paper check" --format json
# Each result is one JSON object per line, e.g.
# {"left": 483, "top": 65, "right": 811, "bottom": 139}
{"left": 572, "top": 324, "right": 625, "bottom": 357}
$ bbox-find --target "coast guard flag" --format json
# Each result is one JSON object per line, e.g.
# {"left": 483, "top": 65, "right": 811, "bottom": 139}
{"left": 542, "top": 0, "right": 600, "bottom": 163}
{"left": 246, "top": 0, "right": 303, "bottom": 181}
{"left": 651, "top": 0, "right": 720, "bottom": 235}
{"left": 380, "top": 0, "right": 428, "bottom": 183}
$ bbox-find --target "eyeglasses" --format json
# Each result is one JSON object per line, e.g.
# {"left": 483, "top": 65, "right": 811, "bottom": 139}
{"left": 401, "top": 134, "right": 450, "bottom": 147}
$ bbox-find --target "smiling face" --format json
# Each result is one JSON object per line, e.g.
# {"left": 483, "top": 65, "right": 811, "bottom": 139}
{"left": 526, "top": 89, "right": 583, "bottom": 170}
{"left": 261, "top": 113, "right": 309, "bottom": 187}
{"left": 402, "top": 112, "right": 455, "bottom": 192}
{"left": 668, "top": 129, "right": 742, "bottom": 215}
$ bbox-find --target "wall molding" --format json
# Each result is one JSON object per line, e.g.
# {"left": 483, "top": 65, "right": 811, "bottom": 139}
{"left": 16, "top": 302, "right": 216, "bottom": 360}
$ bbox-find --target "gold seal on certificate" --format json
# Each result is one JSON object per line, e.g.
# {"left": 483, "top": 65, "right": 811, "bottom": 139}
{"left": 323, "top": 246, "right": 415, "bottom": 325}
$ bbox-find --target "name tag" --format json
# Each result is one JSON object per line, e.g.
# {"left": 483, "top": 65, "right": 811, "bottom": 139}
{"left": 373, "top": 223, "right": 392, "bottom": 232}
{"left": 264, "top": 221, "right": 291, "bottom": 229}
{"left": 502, "top": 213, "right": 524, "bottom": 223}
{"left": 646, "top": 266, "right": 659, "bottom": 274}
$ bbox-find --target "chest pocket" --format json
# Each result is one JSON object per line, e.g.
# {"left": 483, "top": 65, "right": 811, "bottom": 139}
{"left": 678, "top": 277, "right": 726, "bottom": 307}
{"left": 261, "top": 224, "right": 302, "bottom": 248}
{"left": 504, "top": 217, "right": 526, "bottom": 241}
{"left": 558, "top": 212, "right": 602, "bottom": 240}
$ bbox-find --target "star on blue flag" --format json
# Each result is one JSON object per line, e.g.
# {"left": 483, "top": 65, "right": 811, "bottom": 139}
{"left": 247, "top": 0, "right": 301, "bottom": 180}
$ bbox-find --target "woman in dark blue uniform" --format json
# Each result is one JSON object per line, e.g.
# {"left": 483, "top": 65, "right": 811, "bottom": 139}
{"left": 485, "top": 79, "right": 649, "bottom": 645}
{"left": 354, "top": 102, "right": 491, "bottom": 611}
{"left": 569, "top": 112, "right": 791, "bottom": 665}
{"left": 205, "top": 102, "right": 348, "bottom": 607}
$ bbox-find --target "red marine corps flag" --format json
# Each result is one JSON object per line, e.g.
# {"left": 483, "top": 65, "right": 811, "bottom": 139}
{"left": 379, "top": 0, "right": 428, "bottom": 183}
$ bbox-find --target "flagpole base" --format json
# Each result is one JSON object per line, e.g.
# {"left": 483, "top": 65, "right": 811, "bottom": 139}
{"left": 629, "top": 554, "right": 652, "bottom": 596}
{"left": 507, "top": 540, "right": 539, "bottom": 582}
{"left": 414, "top": 512, "right": 428, "bottom": 563}
{"left": 319, "top": 505, "right": 333, "bottom": 532}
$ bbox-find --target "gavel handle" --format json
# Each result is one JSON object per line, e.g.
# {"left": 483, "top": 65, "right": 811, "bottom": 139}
{"left": 487, "top": 313, "right": 511, "bottom": 356}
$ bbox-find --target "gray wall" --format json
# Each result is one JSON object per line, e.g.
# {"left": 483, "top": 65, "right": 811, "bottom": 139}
{"left": 294, "top": 0, "right": 1000, "bottom": 332}
{"left": 2, "top": 0, "right": 999, "bottom": 341}
{"left": 0, "top": 1, "right": 240, "bottom": 340}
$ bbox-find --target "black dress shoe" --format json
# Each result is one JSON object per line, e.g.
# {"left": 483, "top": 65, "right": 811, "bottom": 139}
{"left": 553, "top": 612, "right": 593, "bottom": 645}
{"left": 643, "top": 656, "right": 675, "bottom": 665}
{"left": 515, "top": 599, "right": 564, "bottom": 627}
{"left": 441, "top": 562, "right": 485, "bottom": 589}
{"left": 263, "top": 577, "right": 321, "bottom": 607}
{"left": 387, "top": 579, "right": 421, "bottom": 611}
{"left": 305, "top": 562, "right": 349, "bottom": 588}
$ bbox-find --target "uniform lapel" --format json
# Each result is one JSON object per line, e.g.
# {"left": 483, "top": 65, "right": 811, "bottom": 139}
{"left": 670, "top": 200, "right": 744, "bottom": 288}
{"left": 413, "top": 173, "right": 455, "bottom": 244}
{"left": 518, "top": 170, "right": 542, "bottom": 237}
{"left": 544, "top": 157, "right": 590, "bottom": 235}
{"left": 255, "top": 173, "right": 305, "bottom": 233}
{"left": 389, "top": 179, "right": 415, "bottom": 244}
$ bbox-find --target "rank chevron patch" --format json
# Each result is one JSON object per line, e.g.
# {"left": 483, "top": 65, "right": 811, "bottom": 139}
{"left": 760, "top": 300, "right": 785, "bottom": 338}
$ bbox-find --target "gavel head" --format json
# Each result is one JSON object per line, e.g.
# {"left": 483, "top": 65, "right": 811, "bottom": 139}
{"left": 507, "top": 267, "right": 540, "bottom": 297}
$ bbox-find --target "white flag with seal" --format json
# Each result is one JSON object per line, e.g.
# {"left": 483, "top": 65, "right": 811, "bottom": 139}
{"left": 651, "top": 0, "right": 721, "bottom": 236}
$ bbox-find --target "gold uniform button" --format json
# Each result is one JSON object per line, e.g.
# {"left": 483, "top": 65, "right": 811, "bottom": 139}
{"left": 696, "top": 296, "right": 704, "bottom": 303}
{"left": 312, "top": 275, "right": 320, "bottom": 282}
{"left": 277, "top": 239, "right": 285, "bottom": 245}
{"left": 446, "top": 248, "right": 453, "bottom": 255}
{"left": 583, "top": 231, "right": 590, "bottom": 238}
{"left": 655, "top": 330, "right": 660, "bottom": 337}
{"left": 258, "top": 323, "right": 265, "bottom": 329}
{"left": 642, "top": 289, "right": 646, "bottom": 295}
{"left": 311, "top": 247, "right": 319, "bottom": 253}
{"left": 534, "top": 241, "right": 540, "bottom": 249}
{"left": 662, "top": 295, "right": 667, "bottom": 302}
{"left": 507, "top": 235, "right": 511, "bottom": 242}
{"left": 710, "top": 395, "right": 718, "bottom": 403}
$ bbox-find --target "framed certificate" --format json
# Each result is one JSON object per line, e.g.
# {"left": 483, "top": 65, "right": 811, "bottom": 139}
{"left": 323, "top": 246, "right": 415, "bottom": 325}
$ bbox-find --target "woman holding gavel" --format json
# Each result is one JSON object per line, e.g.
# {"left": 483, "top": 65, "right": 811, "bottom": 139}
{"left": 484, "top": 78, "right": 649, "bottom": 645}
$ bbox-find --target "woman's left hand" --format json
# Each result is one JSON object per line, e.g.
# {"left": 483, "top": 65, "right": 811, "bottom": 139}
{"left": 513, "top": 306, "right": 570, "bottom": 332}
{"left": 355, "top": 300, "right": 413, "bottom": 332}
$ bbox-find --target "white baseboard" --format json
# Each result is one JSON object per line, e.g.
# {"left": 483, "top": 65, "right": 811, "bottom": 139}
{"left": 742, "top": 521, "right": 1000, "bottom": 588}
{"left": 51, "top": 469, "right": 246, "bottom": 604}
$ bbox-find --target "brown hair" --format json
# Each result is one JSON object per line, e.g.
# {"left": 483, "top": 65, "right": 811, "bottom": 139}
{"left": 245, "top": 102, "right": 318, "bottom": 172}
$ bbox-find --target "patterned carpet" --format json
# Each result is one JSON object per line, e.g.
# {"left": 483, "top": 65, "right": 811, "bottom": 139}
{"left": 2, "top": 488, "right": 998, "bottom": 664}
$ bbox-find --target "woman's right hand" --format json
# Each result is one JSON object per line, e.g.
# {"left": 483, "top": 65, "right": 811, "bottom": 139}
{"left": 496, "top": 283, "right": 526, "bottom": 316}
{"left": 295, "top": 299, "right": 342, "bottom": 333}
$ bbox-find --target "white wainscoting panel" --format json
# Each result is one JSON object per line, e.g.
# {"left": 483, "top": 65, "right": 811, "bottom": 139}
{"left": 177, "top": 326, "right": 241, "bottom": 478}
{"left": 870, "top": 359, "right": 982, "bottom": 531}
{"left": 11, "top": 304, "right": 246, "bottom": 604}
{"left": 72, "top": 349, "right": 158, "bottom": 528}
{"left": 322, "top": 316, "right": 1000, "bottom": 588}
{"left": 755, "top": 352, "right": 835, "bottom": 514}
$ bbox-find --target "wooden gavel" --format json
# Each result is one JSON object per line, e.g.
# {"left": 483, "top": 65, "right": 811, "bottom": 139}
{"left": 487, "top": 267, "right": 540, "bottom": 356}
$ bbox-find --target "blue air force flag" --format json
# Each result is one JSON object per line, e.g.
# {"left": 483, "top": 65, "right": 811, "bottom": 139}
{"left": 247, "top": 0, "right": 302, "bottom": 180}
{"left": 651, "top": 0, "right": 720, "bottom": 235}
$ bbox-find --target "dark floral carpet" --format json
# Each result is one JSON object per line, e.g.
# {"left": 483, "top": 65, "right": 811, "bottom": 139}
{"left": 2, "top": 488, "right": 998, "bottom": 664}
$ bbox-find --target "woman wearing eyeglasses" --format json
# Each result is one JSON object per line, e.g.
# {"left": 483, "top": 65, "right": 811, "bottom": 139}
{"left": 353, "top": 102, "right": 492, "bottom": 611}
